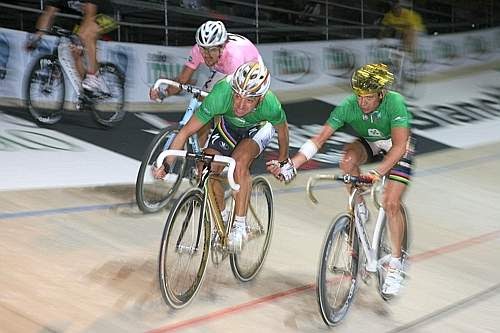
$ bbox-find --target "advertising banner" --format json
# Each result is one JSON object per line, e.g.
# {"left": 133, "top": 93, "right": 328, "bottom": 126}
{"left": 1, "top": 26, "right": 499, "bottom": 108}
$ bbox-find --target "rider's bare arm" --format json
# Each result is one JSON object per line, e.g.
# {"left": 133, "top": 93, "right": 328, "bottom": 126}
{"left": 292, "top": 124, "right": 334, "bottom": 169}
{"left": 275, "top": 122, "right": 290, "bottom": 162}
{"left": 167, "top": 66, "right": 196, "bottom": 95}
{"left": 375, "top": 126, "right": 409, "bottom": 175}
{"left": 168, "top": 116, "right": 204, "bottom": 161}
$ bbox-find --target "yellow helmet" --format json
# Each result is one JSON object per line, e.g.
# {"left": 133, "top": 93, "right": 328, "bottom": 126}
{"left": 351, "top": 63, "right": 394, "bottom": 96}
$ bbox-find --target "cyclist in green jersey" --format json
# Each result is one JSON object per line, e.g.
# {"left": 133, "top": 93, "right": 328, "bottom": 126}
{"left": 270, "top": 63, "right": 414, "bottom": 296}
{"left": 154, "top": 61, "right": 295, "bottom": 252}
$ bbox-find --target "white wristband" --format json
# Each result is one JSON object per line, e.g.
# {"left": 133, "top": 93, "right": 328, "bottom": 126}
{"left": 299, "top": 139, "right": 318, "bottom": 161}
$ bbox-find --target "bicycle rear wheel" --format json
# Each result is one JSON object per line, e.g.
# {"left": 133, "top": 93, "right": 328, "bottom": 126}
{"left": 317, "top": 213, "right": 359, "bottom": 326}
{"left": 230, "top": 176, "right": 274, "bottom": 282}
{"left": 158, "top": 188, "right": 210, "bottom": 309}
{"left": 135, "top": 125, "right": 188, "bottom": 213}
{"left": 376, "top": 204, "right": 409, "bottom": 301}
{"left": 26, "top": 55, "right": 65, "bottom": 125}
{"left": 91, "top": 63, "right": 126, "bottom": 127}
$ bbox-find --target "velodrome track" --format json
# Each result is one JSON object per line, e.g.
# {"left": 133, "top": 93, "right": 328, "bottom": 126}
{"left": 1, "top": 67, "right": 500, "bottom": 332}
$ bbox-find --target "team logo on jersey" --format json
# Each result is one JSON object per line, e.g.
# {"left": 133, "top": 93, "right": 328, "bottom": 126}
{"left": 368, "top": 128, "right": 383, "bottom": 137}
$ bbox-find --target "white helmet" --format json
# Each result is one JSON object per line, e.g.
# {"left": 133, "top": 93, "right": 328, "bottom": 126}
{"left": 231, "top": 62, "right": 271, "bottom": 98}
{"left": 195, "top": 21, "right": 228, "bottom": 48}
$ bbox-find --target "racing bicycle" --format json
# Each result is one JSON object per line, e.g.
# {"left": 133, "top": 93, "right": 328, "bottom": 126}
{"left": 308, "top": 174, "right": 409, "bottom": 326}
{"left": 370, "top": 41, "right": 419, "bottom": 98}
{"left": 135, "top": 79, "right": 208, "bottom": 213}
{"left": 157, "top": 150, "right": 274, "bottom": 309}
{"left": 25, "top": 26, "right": 126, "bottom": 127}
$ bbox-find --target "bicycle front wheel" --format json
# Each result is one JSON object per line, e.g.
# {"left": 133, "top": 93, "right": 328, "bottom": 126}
{"left": 317, "top": 213, "right": 359, "bottom": 326}
{"left": 135, "top": 125, "right": 188, "bottom": 213}
{"left": 91, "top": 63, "right": 126, "bottom": 127}
{"left": 158, "top": 188, "right": 210, "bottom": 309}
{"left": 26, "top": 55, "right": 65, "bottom": 125}
{"left": 230, "top": 176, "right": 274, "bottom": 282}
{"left": 376, "top": 204, "right": 409, "bottom": 301}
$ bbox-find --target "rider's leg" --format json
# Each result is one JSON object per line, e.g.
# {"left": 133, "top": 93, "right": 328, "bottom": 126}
{"left": 339, "top": 140, "right": 368, "bottom": 177}
{"left": 340, "top": 140, "right": 370, "bottom": 222}
{"left": 78, "top": 14, "right": 107, "bottom": 93}
{"left": 78, "top": 15, "right": 99, "bottom": 75}
{"left": 232, "top": 139, "right": 260, "bottom": 217}
{"left": 382, "top": 180, "right": 407, "bottom": 258}
{"left": 228, "top": 139, "right": 260, "bottom": 251}
{"left": 381, "top": 137, "right": 414, "bottom": 295}
{"left": 70, "top": 44, "right": 85, "bottom": 79}
{"left": 381, "top": 180, "right": 408, "bottom": 295}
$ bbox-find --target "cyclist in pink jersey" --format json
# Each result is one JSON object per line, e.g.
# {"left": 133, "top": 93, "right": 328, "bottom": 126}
{"left": 185, "top": 30, "right": 262, "bottom": 88}
{"left": 151, "top": 20, "right": 262, "bottom": 97}
{"left": 150, "top": 20, "right": 262, "bottom": 146}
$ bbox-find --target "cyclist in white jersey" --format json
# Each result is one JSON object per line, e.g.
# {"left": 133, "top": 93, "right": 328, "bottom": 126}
{"left": 150, "top": 20, "right": 262, "bottom": 146}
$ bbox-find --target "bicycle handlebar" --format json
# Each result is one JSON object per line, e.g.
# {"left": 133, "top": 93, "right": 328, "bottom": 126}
{"left": 153, "top": 79, "right": 208, "bottom": 98}
{"left": 155, "top": 150, "right": 240, "bottom": 191}
{"left": 306, "top": 174, "right": 375, "bottom": 204}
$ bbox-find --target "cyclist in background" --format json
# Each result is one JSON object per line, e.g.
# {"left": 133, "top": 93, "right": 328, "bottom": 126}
{"left": 150, "top": 20, "right": 263, "bottom": 146}
{"left": 154, "top": 62, "right": 294, "bottom": 253}
{"left": 380, "top": 0, "right": 425, "bottom": 56}
{"left": 271, "top": 63, "right": 414, "bottom": 296}
{"left": 28, "top": 0, "right": 117, "bottom": 94}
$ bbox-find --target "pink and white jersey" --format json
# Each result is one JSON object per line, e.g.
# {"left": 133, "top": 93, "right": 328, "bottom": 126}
{"left": 185, "top": 33, "right": 262, "bottom": 75}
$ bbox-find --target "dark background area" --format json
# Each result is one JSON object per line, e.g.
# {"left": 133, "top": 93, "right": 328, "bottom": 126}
{"left": 1, "top": 0, "right": 499, "bottom": 46}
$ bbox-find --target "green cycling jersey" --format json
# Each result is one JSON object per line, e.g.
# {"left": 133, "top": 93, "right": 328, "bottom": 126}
{"left": 326, "top": 91, "right": 411, "bottom": 142}
{"left": 195, "top": 77, "right": 286, "bottom": 128}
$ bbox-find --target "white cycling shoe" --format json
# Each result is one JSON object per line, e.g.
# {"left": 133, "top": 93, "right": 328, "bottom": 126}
{"left": 227, "top": 222, "right": 248, "bottom": 253}
{"left": 382, "top": 257, "right": 405, "bottom": 295}
{"left": 82, "top": 74, "right": 110, "bottom": 95}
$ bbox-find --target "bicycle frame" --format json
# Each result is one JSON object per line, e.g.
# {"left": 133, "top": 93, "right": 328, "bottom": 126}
{"left": 307, "top": 174, "right": 389, "bottom": 273}
{"left": 40, "top": 27, "right": 111, "bottom": 104}
{"left": 57, "top": 37, "right": 83, "bottom": 98}
{"left": 162, "top": 96, "right": 203, "bottom": 154}
{"left": 348, "top": 183, "right": 387, "bottom": 273}
{"left": 156, "top": 149, "right": 239, "bottom": 246}
{"left": 153, "top": 78, "right": 209, "bottom": 154}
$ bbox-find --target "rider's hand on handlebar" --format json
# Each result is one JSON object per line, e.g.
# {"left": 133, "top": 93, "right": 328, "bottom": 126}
{"left": 266, "top": 158, "right": 297, "bottom": 183}
{"left": 152, "top": 161, "right": 170, "bottom": 179}
{"left": 149, "top": 86, "right": 167, "bottom": 102}
{"left": 266, "top": 160, "right": 281, "bottom": 178}
{"left": 359, "top": 169, "right": 382, "bottom": 184}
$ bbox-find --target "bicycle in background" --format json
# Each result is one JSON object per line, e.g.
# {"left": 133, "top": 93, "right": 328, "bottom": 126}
{"left": 25, "top": 26, "right": 126, "bottom": 127}
{"left": 157, "top": 150, "right": 274, "bottom": 309}
{"left": 135, "top": 79, "right": 208, "bottom": 214}
{"left": 307, "top": 174, "right": 409, "bottom": 326}
{"left": 370, "top": 39, "right": 420, "bottom": 98}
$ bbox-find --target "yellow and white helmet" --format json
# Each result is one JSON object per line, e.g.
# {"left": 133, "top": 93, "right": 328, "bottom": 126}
{"left": 351, "top": 63, "right": 394, "bottom": 96}
{"left": 230, "top": 61, "right": 271, "bottom": 98}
